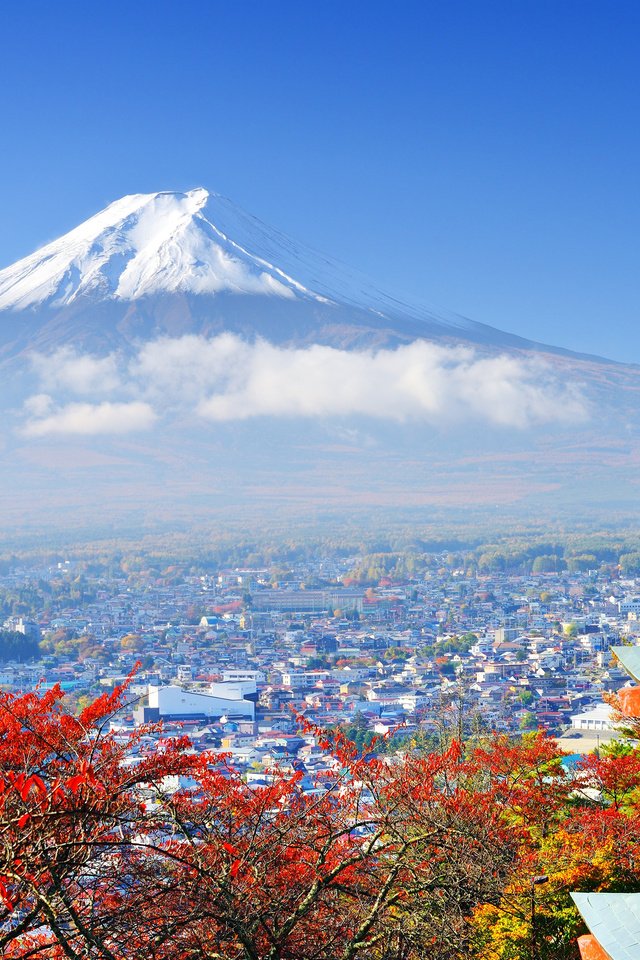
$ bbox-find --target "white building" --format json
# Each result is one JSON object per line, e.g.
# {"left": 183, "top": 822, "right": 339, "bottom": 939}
{"left": 222, "top": 669, "right": 266, "bottom": 683}
{"left": 570, "top": 702, "right": 614, "bottom": 732}
{"left": 281, "top": 670, "right": 331, "bottom": 689}
{"left": 137, "top": 680, "right": 256, "bottom": 724}
{"left": 619, "top": 598, "right": 640, "bottom": 616}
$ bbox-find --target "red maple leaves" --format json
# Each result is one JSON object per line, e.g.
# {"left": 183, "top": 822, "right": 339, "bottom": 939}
{"left": 2, "top": 682, "right": 640, "bottom": 959}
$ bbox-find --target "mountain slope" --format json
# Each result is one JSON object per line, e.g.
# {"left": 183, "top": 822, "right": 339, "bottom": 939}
{"left": 0, "top": 188, "right": 571, "bottom": 358}
{"left": 0, "top": 189, "right": 321, "bottom": 309}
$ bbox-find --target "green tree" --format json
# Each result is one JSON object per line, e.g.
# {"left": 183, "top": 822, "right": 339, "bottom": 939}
{"left": 519, "top": 711, "right": 538, "bottom": 730}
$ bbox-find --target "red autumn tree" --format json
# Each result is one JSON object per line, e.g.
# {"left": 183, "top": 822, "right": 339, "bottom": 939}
{"left": 0, "top": 680, "right": 198, "bottom": 959}
{"left": 0, "top": 684, "right": 521, "bottom": 960}
{"left": 470, "top": 736, "right": 640, "bottom": 960}
{"left": 151, "top": 729, "right": 519, "bottom": 960}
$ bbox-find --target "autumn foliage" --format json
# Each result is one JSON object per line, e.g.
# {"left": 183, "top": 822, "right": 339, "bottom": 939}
{"left": 2, "top": 683, "right": 640, "bottom": 960}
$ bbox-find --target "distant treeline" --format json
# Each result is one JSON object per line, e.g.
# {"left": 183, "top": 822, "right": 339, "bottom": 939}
{"left": 463, "top": 537, "right": 640, "bottom": 576}
{"left": 3, "top": 527, "right": 640, "bottom": 591}
{"left": 344, "top": 542, "right": 640, "bottom": 582}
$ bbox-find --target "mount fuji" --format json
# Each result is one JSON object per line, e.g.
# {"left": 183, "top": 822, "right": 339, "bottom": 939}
{"left": 0, "top": 188, "right": 639, "bottom": 534}
{"left": 0, "top": 188, "right": 566, "bottom": 359}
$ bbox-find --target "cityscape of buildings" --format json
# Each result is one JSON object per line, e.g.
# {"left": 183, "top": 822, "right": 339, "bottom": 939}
{"left": 2, "top": 551, "right": 639, "bottom": 777}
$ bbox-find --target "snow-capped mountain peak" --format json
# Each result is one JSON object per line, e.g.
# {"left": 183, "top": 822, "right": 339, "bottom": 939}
{"left": 0, "top": 188, "right": 562, "bottom": 358}
{"left": 0, "top": 188, "right": 322, "bottom": 310}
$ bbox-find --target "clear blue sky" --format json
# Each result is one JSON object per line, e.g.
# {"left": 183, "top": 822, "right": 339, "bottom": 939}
{"left": 1, "top": 0, "right": 639, "bottom": 361}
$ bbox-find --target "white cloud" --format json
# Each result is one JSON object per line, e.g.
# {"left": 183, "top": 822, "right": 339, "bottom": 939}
{"left": 22, "top": 334, "right": 588, "bottom": 436}
{"left": 191, "top": 337, "right": 587, "bottom": 428}
{"left": 23, "top": 393, "right": 54, "bottom": 417}
{"left": 31, "top": 347, "right": 121, "bottom": 395}
{"left": 23, "top": 401, "right": 156, "bottom": 437}
{"left": 132, "top": 333, "right": 249, "bottom": 404}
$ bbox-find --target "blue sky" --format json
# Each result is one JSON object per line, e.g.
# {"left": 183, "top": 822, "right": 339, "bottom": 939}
{"left": 1, "top": 0, "right": 639, "bottom": 362}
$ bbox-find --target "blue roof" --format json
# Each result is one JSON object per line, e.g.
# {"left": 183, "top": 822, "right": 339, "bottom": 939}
{"left": 611, "top": 646, "right": 640, "bottom": 682}
{"left": 561, "top": 753, "right": 582, "bottom": 769}
{"left": 571, "top": 892, "right": 640, "bottom": 959}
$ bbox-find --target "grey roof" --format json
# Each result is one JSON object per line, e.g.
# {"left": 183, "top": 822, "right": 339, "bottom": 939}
{"left": 611, "top": 646, "right": 640, "bottom": 683}
{"left": 571, "top": 892, "right": 640, "bottom": 959}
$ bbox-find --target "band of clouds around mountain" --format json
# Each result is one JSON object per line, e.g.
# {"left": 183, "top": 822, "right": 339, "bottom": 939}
{"left": 20, "top": 335, "right": 588, "bottom": 437}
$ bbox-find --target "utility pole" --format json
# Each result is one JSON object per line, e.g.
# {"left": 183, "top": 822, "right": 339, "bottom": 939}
{"left": 530, "top": 875, "right": 549, "bottom": 960}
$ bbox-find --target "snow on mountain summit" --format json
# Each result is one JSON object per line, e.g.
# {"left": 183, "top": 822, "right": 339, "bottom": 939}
{"left": 0, "top": 188, "right": 322, "bottom": 310}
{"left": 0, "top": 188, "right": 551, "bottom": 355}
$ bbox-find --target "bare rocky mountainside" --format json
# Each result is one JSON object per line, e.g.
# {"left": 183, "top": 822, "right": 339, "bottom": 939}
{"left": 0, "top": 189, "right": 638, "bottom": 533}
